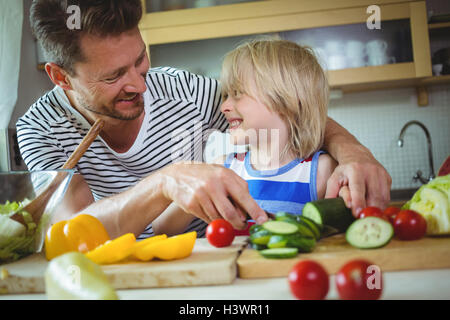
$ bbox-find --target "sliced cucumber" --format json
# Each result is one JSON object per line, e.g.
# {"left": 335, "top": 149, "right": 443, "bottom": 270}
{"left": 267, "top": 235, "right": 288, "bottom": 249}
{"left": 302, "top": 198, "right": 354, "bottom": 233}
{"left": 346, "top": 217, "right": 394, "bottom": 249}
{"left": 274, "top": 212, "right": 296, "bottom": 221}
{"left": 285, "top": 234, "right": 316, "bottom": 253}
{"left": 297, "top": 216, "right": 322, "bottom": 240}
{"left": 249, "top": 229, "right": 272, "bottom": 245}
{"left": 259, "top": 247, "right": 298, "bottom": 259}
{"left": 249, "top": 224, "right": 264, "bottom": 235}
{"left": 262, "top": 220, "right": 299, "bottom": 235}
{"left": 250, "top": 243, "right": 267, "bottom": 250}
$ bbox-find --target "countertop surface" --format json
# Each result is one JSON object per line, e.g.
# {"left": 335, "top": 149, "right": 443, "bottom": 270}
{"left": 1, "top": 267, "right": 449, "bottom": 300}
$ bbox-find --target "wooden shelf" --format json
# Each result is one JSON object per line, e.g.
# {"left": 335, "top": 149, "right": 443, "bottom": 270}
{"left": 428, "top": 22, "right": 450, "bottom": 30}
{"left": 419, "top": 74, "right": 450, "bottom": 85}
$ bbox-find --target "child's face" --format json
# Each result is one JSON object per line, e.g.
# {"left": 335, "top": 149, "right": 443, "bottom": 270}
{"left": 220, "top": 90, "right": 288, "bottom": 148}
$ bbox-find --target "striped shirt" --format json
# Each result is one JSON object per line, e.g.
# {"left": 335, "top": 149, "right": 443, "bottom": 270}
{"left": 224, "top": 150, "right": 324, "bottom": 215}
{"left": 16, "top": 67, "right": 228, "bottom": 239}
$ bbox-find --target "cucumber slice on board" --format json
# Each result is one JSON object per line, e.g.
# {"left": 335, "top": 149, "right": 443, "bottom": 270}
{"left": 267, "top": 235, "right": 288, "bottom": 249}
{"left": 302, "top": 198, "right": 355, "bottom": 233}
{"left": 259, "top": 247, "right": 298, "bottom": 259}
{"left": 262, "top": 220, "right": 298, "bottom": 235}
{"left": 285, "top": 234, "right": 316, "bottom": 253}
{"left": 346, "top": 217, "right": 394, "bottom": 249}
{"left": 249, "top": 229, "right": 272, "bottom": 245}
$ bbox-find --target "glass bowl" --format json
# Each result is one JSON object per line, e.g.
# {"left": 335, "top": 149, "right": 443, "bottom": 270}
{"left": 0, "top": 170, "right": 74, "bottom": 263}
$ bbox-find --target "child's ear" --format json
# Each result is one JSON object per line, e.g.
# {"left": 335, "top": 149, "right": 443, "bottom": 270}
{"left": 44, "top": 62, "right": 73, "bottom": 90}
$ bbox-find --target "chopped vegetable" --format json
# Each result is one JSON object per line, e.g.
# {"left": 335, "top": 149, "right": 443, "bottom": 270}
{"left": 259, "top": 247, "right": 298, "bottom": 259}
{"left": 133, "top": 231, "right": 197, "bottom": 261}
{"left": 45, "top": 252, "right": 118, "bottom": 300}
{"left": 0, "top": 200, "right": 43, "bottom": 264}
{"left": 402, "top": 174, "right": 450, "bottom": 235}
{"left": 346, "top": 217, "right": 393, "bottom": 249}
{"left": 85, "top": 233, "right": 136, "bottom": 265}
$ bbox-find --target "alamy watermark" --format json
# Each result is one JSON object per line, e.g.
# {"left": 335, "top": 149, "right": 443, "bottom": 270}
{"left": 66, "top": 4, "right": 81, "bottom": 30}
{"left": 367, "top": 5, "right": 381, "bottom": 30}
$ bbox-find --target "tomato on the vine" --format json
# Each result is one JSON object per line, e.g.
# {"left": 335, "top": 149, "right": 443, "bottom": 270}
{"left": 206, "top": 219, "right": 235, "bottom": 247}
{"left": 288, "top": 260, "right": 329, "bottom": 300}
{"left": 358, "top": 206, "right": 389, "bottom": 222}
{"left": 335, "top": 259, "right": 383, "bottom": 300}
{"left": 393, "top": 210, "right": 427, "bottom": 240}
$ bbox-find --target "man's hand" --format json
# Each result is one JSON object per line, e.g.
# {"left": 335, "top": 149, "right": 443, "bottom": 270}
{"left": 158, "top": 162, "right": 269, "bottom": 229}
{"left": 325, "top": 152, "right": 392, "bottom": 218}
{"left": 323, "top": 118, "right": 392, "bottom": 218}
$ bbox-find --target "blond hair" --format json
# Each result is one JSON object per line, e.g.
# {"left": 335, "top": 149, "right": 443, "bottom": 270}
{"left": 220, "top": 38, "right": 329, "bottom": 159}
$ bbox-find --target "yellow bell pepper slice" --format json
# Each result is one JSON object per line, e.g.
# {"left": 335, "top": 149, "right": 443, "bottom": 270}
{"left": 134, "top": 231, "right": 196, "bottom": 261}
{"left": 173, "top": 231, "right": 197, "bottom": 259}
{"left": 85, "top": 233, "right": 136, "bottom": 265}
{"left": 45, "top": 220, "right": 71, "bottom": 260}
{"left": 131, "top": 234, "right": 167, "bottom": 260}
{"left": 64, "top": 214, "right": 110, "bottom": 253}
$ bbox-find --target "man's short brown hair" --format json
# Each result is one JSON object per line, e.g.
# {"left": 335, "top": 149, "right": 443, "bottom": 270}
{"left": 30, "top": 0, "right": 142, "bottom": 75}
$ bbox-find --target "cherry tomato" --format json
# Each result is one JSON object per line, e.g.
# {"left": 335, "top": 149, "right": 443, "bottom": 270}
{"left": 335, "top": 259, "right": 383, "bottom": 300}
{"left": 393, "top": 210, "right": 427, "bottom": 240}
{"left": 288, "top": 260, "right": 329, "bottom": 300}
{"left": 384, "top": 206, "right": 401, "bottom": 224}
{"left": 206, "top": 219, "right": 235, "bottom": 247}
{"left": 358, "top": 206, "right": 388, "bottom": 222}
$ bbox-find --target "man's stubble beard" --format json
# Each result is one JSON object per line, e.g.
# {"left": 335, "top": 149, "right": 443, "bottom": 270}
{"left": 77, "top": 94, "right": 145, "bottom": 121}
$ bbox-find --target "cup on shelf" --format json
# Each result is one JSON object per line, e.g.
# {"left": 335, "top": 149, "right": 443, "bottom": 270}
{"left": 345, "top": 40, "right": 366, "bottom": 68}
{"left": 432, "top": 64, "right": 443, "bottom": 76}
{"left": 367, "top": 54, "right": 396, "bottom": 66}
{"left": 345, "top": 40, "right": 366, "bottom": 58}
{"left": 327, "top": 55, "right": 347, "bottom": 70}
{"left": 325, "top": 40, "right": 344, "bottom": 56}
{"left": 366, "top": 39, "right": 388, "bottom": 55}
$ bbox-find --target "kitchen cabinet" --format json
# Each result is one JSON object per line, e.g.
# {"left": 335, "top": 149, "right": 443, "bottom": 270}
{"left": 138, "top": 0, "right": 449, "bottom": 105}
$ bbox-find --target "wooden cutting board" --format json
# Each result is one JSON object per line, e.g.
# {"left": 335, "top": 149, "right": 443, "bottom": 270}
{"left": 237, "top": 234, "right": 450, "bottom": 278}
{"left": 0, "top": 237, "right": 247, "bottom": 294}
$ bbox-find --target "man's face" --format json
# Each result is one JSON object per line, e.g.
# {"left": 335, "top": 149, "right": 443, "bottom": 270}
{"left": 67, "top": 27, "right": 150, "bottom": 121}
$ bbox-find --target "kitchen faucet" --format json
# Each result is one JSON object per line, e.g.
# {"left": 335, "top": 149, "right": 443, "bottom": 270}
{"left": 397, "top": 120, "right": 435, "bottom": 184}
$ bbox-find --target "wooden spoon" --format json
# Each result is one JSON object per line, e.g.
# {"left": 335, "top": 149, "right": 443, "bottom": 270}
{"left": 11, "top": 119, "right": 104, "bottom": 226}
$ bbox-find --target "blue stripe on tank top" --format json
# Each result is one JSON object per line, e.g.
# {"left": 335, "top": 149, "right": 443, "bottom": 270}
{"left": 246, "top": 180, "right": 312, "bottom": 204}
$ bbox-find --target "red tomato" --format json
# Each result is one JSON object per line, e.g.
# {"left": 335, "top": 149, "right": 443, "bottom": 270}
{"left": 288, "top": 260, "right": 329, "bottom": 300}
{"left": 206, "top": 219, "right": 235, "bottom": 247}
{"left": 393, "top": 210, "right": 427, "bottom": 240}
{"left": 336, "top": 259, "right": 383, "bottom": 300}
{"left": 358, "top": 206, "right": 389, "bottom": 222}
{"left": 384, "top": 206, "right": 401, "bottom": 224}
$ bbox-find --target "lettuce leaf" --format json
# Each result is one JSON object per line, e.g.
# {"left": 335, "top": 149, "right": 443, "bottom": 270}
{"left": 402, "top": 174, "right": 450, "bottom": 235}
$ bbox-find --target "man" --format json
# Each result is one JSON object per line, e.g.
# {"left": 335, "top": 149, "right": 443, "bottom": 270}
{"left": 17, "top": 0, "right": 391, "bottom": 239}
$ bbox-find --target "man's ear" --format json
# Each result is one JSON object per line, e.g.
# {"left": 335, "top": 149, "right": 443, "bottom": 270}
{"left": 45, "top": 62, "right": 73, "bottom": 90}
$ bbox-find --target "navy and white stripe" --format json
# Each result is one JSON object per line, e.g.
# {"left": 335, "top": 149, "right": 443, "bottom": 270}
{"left": 16, "top": 67, "right": 228, "bottom": 239}
{"left": 224, "top": 150, "right": 323, "bottom": 215}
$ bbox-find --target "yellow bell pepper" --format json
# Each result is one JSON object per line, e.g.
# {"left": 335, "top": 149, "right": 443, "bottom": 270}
{"left": 45, "top": 214, "right": 110, "bottom": 260}
{"left": 85, "top": 233, "right": 136, "bottom": 265}
{"left": 134, "top": 231, "right": 196, "bottom": 261}
{"left": 64, "top": 214, "right": 110, "bottom": 253}
{"left": 45, "top": 220, "right": 70, "bottom": 261}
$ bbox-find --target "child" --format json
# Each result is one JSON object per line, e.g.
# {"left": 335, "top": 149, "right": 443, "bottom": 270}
{"left": 152, "top": 39, "right": 337, "bottom": 237}
{"left": 217, "top": 38, "right": 337, "bottom": 218}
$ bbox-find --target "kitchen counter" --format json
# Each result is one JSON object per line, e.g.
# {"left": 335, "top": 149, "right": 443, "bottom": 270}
{"left": 1, "top": 268, "right": 449, "bottom": 300}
